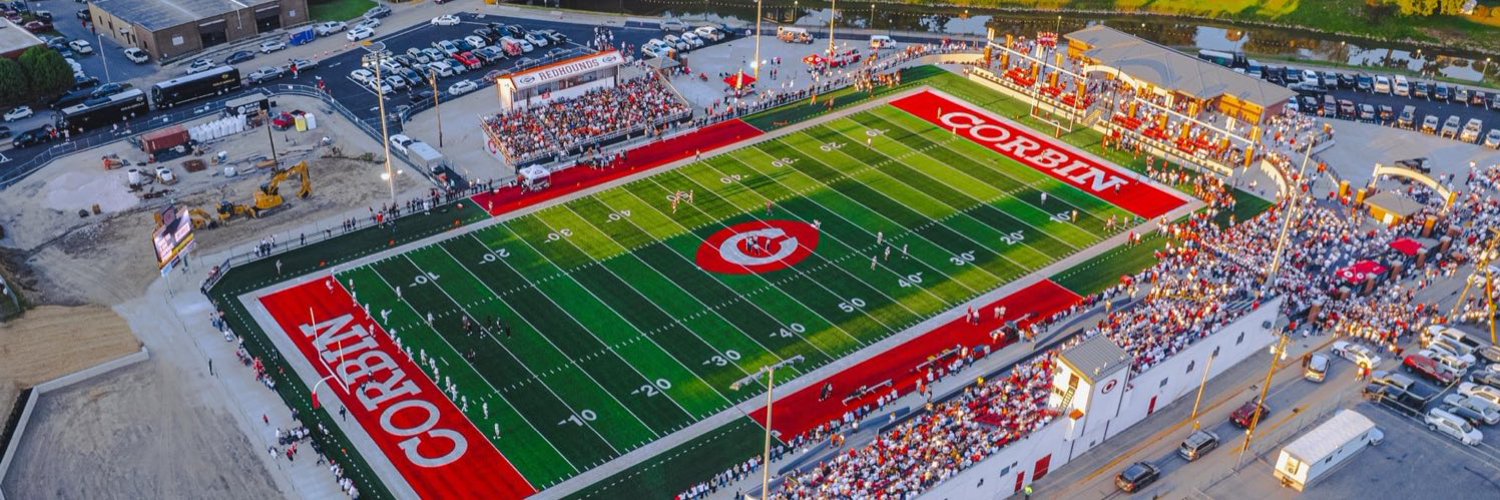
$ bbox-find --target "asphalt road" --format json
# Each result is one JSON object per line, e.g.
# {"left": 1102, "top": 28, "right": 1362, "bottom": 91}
{"left": 1288, "top": 73, "right": 1500, "bottom": 144}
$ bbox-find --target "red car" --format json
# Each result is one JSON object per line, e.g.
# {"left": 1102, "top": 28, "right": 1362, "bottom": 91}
{"left": 1403, "top": 354, "right": 1456, "bottom": 385}
{"left": 23, "top": 20, "right": 53, "bottom": 33}
{"left": 454, "top": 51, "right": 481, "bottom": 69}
{"left": 1230, "top": 399, "right": 1271, "bottom": 428}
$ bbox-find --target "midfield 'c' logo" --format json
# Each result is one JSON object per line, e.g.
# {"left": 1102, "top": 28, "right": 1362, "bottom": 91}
{"left": 696, "top": 220, "right": 820, "bottom": 275}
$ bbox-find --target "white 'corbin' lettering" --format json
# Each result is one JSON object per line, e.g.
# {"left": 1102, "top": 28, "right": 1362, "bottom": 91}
{"left": 939, "top": 111, "right": 1128, "bottom": 193}
{"left": 302, "top": 314, "right": 467, "bottom": 468}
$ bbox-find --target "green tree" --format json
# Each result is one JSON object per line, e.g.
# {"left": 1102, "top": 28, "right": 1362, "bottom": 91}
{"left": 0, "top": 58, "right": 29, "bottom": 106}
{"left": 18, "top": 46, "right": 73, "bottom": 101}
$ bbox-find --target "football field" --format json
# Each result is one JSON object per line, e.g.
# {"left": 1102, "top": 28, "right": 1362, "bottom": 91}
{"left": 257, "top": 89, "right": 1187, "bottom": 496}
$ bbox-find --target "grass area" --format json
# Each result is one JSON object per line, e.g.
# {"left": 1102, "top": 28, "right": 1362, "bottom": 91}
{"left": 307, "top": 0, "right": 377, "bottom": 22}
{"left": 205, "top": 202, "right": 490, "bottom": 500}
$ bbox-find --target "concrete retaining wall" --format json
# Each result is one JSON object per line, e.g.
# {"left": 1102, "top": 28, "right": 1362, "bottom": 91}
{"left": 0, "top": 347, "right": 150, "bottom": 500}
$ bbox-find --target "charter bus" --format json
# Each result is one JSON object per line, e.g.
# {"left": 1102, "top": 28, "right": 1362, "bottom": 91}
{"left": 1196, "top": 49, "right": 1248, "bottom": 69}
{"left": 150, "top": 66, "right": 243, "bottom": 109}
{"left": 57, "top": 88, "right": 149, "bottom": 133}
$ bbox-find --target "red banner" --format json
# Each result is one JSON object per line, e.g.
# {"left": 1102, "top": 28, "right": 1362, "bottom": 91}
{"left": 259, "top": 279, "right": 534, "bottom": 499}
{"left": 890, "top": 91, "right": 1186, "bottom": 219}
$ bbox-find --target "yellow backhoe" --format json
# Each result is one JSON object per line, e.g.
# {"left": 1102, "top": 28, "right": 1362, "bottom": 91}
{"left": 252, "top": 161, "right": 312, "bottom": 215}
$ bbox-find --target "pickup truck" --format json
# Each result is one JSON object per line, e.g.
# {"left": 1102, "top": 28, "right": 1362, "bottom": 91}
{"left": 1365, "top": 372, "right": 1440, "bottom": 415}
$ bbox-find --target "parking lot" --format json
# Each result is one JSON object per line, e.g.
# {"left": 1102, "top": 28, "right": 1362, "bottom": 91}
{"left": 1279, "top": 67, "right": 1500, "bottom": 148}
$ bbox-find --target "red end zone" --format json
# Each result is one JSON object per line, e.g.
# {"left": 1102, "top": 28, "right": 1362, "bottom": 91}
{"left": 750, "top": 279, "right": 1082, "bottom": 440}
{"left": 889, "top": 91, "right": 1185, "bottom": 220}
{"left": 472, "top": 119, "right": 763, "bottom": 218}
{"left": 259, "top": 280, "right": 534, "bottom": 499}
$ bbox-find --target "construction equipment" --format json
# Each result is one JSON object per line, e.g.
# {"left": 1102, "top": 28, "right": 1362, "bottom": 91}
{"left": 187, "top": 208, "right": 218, "bottom": 229}
{"left": 253, "top": 161, "right": 312, "bottom": 215}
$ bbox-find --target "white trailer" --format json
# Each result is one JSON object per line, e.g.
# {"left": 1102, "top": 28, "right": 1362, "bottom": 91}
{"left": 1273, "top": 410, "right": 1383, "bottom": 491}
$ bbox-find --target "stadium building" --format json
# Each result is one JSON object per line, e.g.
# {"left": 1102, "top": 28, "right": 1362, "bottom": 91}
{"left": 1065, "top": 25, "right": 1295, "bottom": 124}
{"left": 88, "top": 0, "right": 309, "bottom": 61}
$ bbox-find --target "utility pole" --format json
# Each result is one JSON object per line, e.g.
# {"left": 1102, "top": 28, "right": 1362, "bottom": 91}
{"left": 1238, "top": 333, "right": 1288, "bottom": 468}
{"left": 1189, "top": 352, "right": 1217, "bottom": 430}
{"left": 731, "top": 355, "right": 804, "bottom": 499}
{"left": 1450, "top": 228, "right": 1500, "bottom": 343}
{"left": 430, "top": 72, "right": 444, "bottom": 147}
{"left": 1264, "top": 136, "right": 1317, "bottom": 293}
{"left": 259, "top": 108, "right": 280, "bottom": 168}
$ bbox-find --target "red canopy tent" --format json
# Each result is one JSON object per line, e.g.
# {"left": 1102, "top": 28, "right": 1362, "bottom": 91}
{"left": 1337, "top": 260, "right": 1388, "bottom": 285}
{"left": 803, "top": 54, "right": 825, "bottom": 66}
{"left": 725, "top": 71, "right": 757, "bottom": 89}
{"left": 1389, "top": 237, "right": 1423, "bottom": 257}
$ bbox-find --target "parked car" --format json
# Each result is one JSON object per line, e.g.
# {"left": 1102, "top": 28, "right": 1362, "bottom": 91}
{"left": 1355, "top": 73, "right": 1373, "bottom": 91}
{"left": 1178, "top": 430, "right": 1220, "bottom": 461}
{"left": 1358, "top": 103, "right": 1376, "bottom": 121}
{"left": 463, "top": 35, "right": 488, "bottom": 49}
{"left": 1404, "top": 354, "right": 1458, "bottom": 385}
{"left": 259, "top": 39, "right": 287, "bottom": 53}
{"left": 1414, "top": 81, "right": 1430, "bottom": 99}
{"left": 22, "top": 20, "right": 53, "bottom": 33}
{"left": 1462, "top": 381, "right": 1500, "bottom": 405}
{"left": 88, "top": 82, "right": 130, "bottom": 98}
{"left": 315, "top": 21, "right": 346, "bottom": 35}
{"left": 123, "top": 47, "right": 149, "bottom": 64}
{"left": 355, "top": 18, "right": 381, "bottom": 30}
{"left": 349, "top": 68, "right": 375, "bottom": 84}
{"left": 1457, "top": 87, "right": 1472, "bottom": 104}
{"left": 406, "top": 47, "right": 432, "bottom": 64}
{"left": 72, "top": 75, "right": 100, "bottom": 90}
{"left": 347, "top": 27, "right": 374, "bottom": 42}
{"left": 223, "top": 51, "right": 253, "bottom": 65}
{"left": 1115, "top": 462, "right": 1160, "bottom": 493}
{"left": 1374, "top": 75, "right": 1392, "bottom": 94}
{"left": 431, "top": 14, "right": 460, "bottom": 26}
{"left": 1461, "top": 118, "right": 1485, "bottom": 143}
{"left": 447, "top": 79, "right": 477, "bottom": 95}
{"left": 1422, "top": 115, "right": 1440, "bottom": 134}
{"left": 426, "top": 61, "right": 455, "bottom": 78}
{"left": 384, "top": 75, "right": 408, "bottom": 91}
{"left": 1378, "top": 104, "right": 1394, "bottom": 122}
{"left": 3, "top": 106, "right": 32, "bottom": 122}
{"left": 1473, "top": 91, "right": 1489, "bottom": 107}
{"left": 453, "top": 51, "right": 481, "bottom": 69}
{"left": 364, "top": 5, "right": 391, "bottom": 19}
{"left": 1486, "top": 129, "right": 1500, "bottom": 149}
{"left": 1305, "top": 353, "right": 1331, "bottom": 382}
{"left": 11, "top": 125, "right": 55, "bottom": 148}
{"left": 247, "top": 66, "right": 284, "bottom": 84}
{"left": 695, "top": 25, "right": 723, "bottom": 41}
{"left": 1441, "top": 115, "right": 1462, "bottom": 138}
{"left": 1439, "top": 403, "right": 1490, "bottom": 427}
{"left": 1435, "top": 84, "right": 1452, "bottom": 102}
{"left": 1426, "top": 408, "right": 1483, "bottom": 445}
{"left": 1230, "top": 399, "right": 1271, "bottom": 428}
{"left": 1332, "top": 341, "right": 1383, "bottom": 368}
{"left": 1445, "top": 393, "right": 1500, "bottom": 425}
{"left": 1338, "top": 99, "right": 1355, "bottom": 119}
{"left": 681, "top": 32, "right": 705, "bottom": 48}
{"left": 284, "top": 58, "right": 317, "bottom": 74}
{"left": 435, "top": 40, "right": 460, "bottom": 55}
{"left": 67, "top": 39, "right": 92, "bottom": 54}
{"left": 474, "top": 46, "right": 506, "bottom": 64}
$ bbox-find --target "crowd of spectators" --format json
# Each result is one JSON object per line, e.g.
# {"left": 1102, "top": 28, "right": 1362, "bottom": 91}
{"left": 482, "top": 75, "right": 689, "bottom": 164}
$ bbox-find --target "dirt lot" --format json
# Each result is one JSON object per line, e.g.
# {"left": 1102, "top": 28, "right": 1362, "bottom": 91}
{"left": 0, "top": 95, "right": 425, "bottom": 307}
{"left": 0, "top": 305, "right": 140, "bottom": 418}
{"left": 1, "top": 360, "right": 280, "bottom": 499}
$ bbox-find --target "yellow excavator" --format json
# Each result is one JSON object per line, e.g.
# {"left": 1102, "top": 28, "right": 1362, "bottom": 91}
{"left": 252, "top": 161, "right": 312, "bottom": 215}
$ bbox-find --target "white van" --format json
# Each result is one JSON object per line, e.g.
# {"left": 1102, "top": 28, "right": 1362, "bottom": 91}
{"left": 870, "top": 35, "right": 895, "bottom": 49}
{"left": 1426, "top": 408, "right": 1483, "bottom": 446}
{"left": 1394, "top": 75, "right": 1410, "bottom": 97}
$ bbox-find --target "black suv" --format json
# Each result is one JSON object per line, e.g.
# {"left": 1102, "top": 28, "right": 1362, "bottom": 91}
{"left": 12, "top": 125, "right": 55, "bottom": 148}
{"left": 1116, "top": 462, "right": 1160, "bottom": 493}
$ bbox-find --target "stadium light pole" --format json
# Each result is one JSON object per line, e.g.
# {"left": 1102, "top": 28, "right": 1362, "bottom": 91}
{"left": 430, "top": 72, "right": 444, "bottom": 147}
{"left": 752, "top": 0, "right": 763, "bottom": 80}
{"left": 1237, "top": 332, "right": 1288, "bottom": 468}
{"left": 827, "top": 0, "right": 837, "bottom": 56}
{"left": 731, "top": 355, "right": 804, "bottom": 499}
{"left": 363, "top": 41, "right": 396, "bottom": 205}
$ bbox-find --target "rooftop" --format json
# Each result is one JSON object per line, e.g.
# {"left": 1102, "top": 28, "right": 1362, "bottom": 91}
{"left": 92, "top": 0, "right": 270, "bottom": 31}
{"left": 1282, "top": 410, "right": 1378, "bottom": 462}
{"left": 0, "top": 19, "right": 44, "bottom": 55}
{"left": 1058, "top": 334, "right": 1131, "bottom": 384}
{"left": 1067, "top": 25, "right": 1297, "bottom": 108}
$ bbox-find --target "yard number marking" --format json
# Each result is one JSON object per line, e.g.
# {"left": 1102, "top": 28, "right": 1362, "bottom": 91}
{"left": 632, "top": 378, "right": 673, "bottom": 397}
{"left": 949, "top": 251, "right": 976, "bottom": 266}
{"left": 999, "top": 231, "right": 1025, "bottom": 245}
{"left": 478, "top": 249, "right": 511, "bottom": 264}
{"left": 410, "top": 271, "right": 440, "bottom": 286}
{"left": 837, "top": 298, "right": 866, "bottom": 313}
{"left": 897, "top": 272, "right": 924, "bottom": 288}
{"left": 604, "top": 210, "right": 632, "bottom": 223}
{"left": 771, "top": 157, "right": 798, "bottom": 169}
{"left": 720, "top": 174, "right": 744, "bottom": 184}
{"left": 544, "top": 228, "right": 574, "bottom": 243}
{"left": 819, "top": 141, "right": 846, "bottom": 152}
{"left": 771, "top": 322, "right": 807, "bottom": 339}
{"left": 704, "top": 350, "right": 742, "bottom": 367}
{"left": 559, "top": 409, "right": 598, "bottom": 427}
